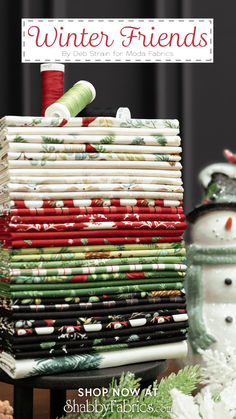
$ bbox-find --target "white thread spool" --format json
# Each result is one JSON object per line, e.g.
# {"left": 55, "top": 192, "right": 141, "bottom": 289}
{"left": 116, "top": 107, "right": 131, "bottom": 120}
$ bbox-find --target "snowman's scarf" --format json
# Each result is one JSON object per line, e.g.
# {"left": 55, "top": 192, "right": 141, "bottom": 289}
{"left": 185, "top": 244, "right": 236, "bottom": 353}
{"left": 187, "top": 244, "right": 236, "bottom": 265}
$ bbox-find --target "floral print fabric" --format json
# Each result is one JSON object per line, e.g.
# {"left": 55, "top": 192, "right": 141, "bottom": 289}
{"left": 0, "top": 115, "right": 179, "bottom": 129}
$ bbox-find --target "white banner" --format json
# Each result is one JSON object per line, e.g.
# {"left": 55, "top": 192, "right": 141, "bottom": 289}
{"left": 22, "top": 19, "right": 213, "bottom": 63}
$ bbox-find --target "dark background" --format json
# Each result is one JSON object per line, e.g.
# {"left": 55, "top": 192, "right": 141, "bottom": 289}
{"left": 0, "top": 0, "right": 235, "bottom": 215}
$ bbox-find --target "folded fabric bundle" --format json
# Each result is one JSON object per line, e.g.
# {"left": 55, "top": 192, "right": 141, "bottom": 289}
{"left": 0, "top": 114, "right": 188, "bottom": 378}
{"left": 4, "top": 308, "right": 187, "bottom": 329}
{"left": 1, "top": 168, "right": 182, "bottom": 179}
{"left": 7, "top": 329, "right": 187, "bottom": 354}
{"left": 10, "top": 198, "right": 183, "bottom": 209}
{"left": 1, "top": 321, "right": 188, "bottom": 352}
{"left": 7, "top": 205, "right": 184, "bottom": 217}
{"left": 3, "top": 141, "right": 182, "bottom": 153}
{"left": 2, "top": 151, "right": 182, "bottom": 161}
{"left": 2, "top": 176, "right": 183, "bottom": 186}
{"left": 0, "top": 290, "right": 185, "bottom": 314}
{"left": 4, "top": 161, "right": 182, "bottom": 172}
{"left": 6, "top": 183, "right": 183, "bottom": 193}
{"left": 3, "top": 236, "right": 184, "bottom": 249}
{"left": 1, "top": 274, "right": 183, "bottom": 283}
{"left": 4, "top": 134, "right": 181, "bottom": 146}
{"left": 4, "top": 269, "right": 185, "bottom": 282}
{"left": 2, "top": 229, "right": 185, "bottom": 240}
{"left": 2, "top": 325, "right": 187, "bottom": 344}
{"left": 7, "top": 262, "right": 186, "bottom": 277}
{"left": 2, "top": 248, "right": 186, "bottom": 264}
{"left": 0, "top": 193, "right": 183, "bottom": 207}
{"left": 0, "top": 341, "right": 187, "bottom": 379}
{"left": 8, "top": 213, "right": 186, "bottom": 224}
{"left": 7, "top": 221, "right": 187, "bottom": 232}
{"left": 0, "top": 293, "right": 186, "bottom": 316}
{"left": 2, "top": 286, "right": 184, "bottom": 298}
{"left": 0, "top": 284, "right": 184, "bottom": 299}
{"left": 3, "top": 303, "right": 186, "bottom": 321}
{"left": 0, "top": 114, "right": 179, "bottom": 129}
{"left": 1, "top": 128, "right": 180, "bottom": 142}
{"left": 7, "top": 336, "right": 188, "bottom": 360}
{"left": 2, "top": 169, "right": 182, "bottom": 181}
{"left": 8, "top": 255, "right": 186, "bottom": 269}
{"left": 2, "top": 312, "right": 188, "bottom": 335}
{"left": 5, "top": 321, "right": 189, "bottom": 345}
{"left": 4, "top": 240, "right": 185, "bottom": 255}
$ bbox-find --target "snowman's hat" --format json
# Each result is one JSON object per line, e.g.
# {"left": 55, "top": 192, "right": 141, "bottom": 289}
{"left": 187, "top": 150, "right": 236, "bottom": 223}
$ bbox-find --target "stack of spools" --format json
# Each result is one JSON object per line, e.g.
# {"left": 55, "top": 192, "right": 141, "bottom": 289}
{"left": 0, "top": 68, "right": 188, "bottom": 379}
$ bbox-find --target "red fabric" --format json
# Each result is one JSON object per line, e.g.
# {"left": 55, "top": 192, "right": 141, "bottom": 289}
{"left": 7, "top": 221, "right": 187, "bottom": 232}
{"left": 2, "top": 236, "right": 183, "bottom": 249}
{"left": 59, "top": 118, "right": 68, "bottom": 127}
{"left": 12, "top": 199, "right": 183, "bottom": 209}
{"left": 3, "top": 229, "right": 185, "bottom": 239}
{"left": 9, "top": 213, "right": 186, "bottom": 224}
{"left": 68, "top": 272, "right": 154, "bottom": 282}
{"left": 82, "top": 117, "right": 97, "bottom": 127}
{"left": 9, "top": 206, "right": 184, "bottom": 216}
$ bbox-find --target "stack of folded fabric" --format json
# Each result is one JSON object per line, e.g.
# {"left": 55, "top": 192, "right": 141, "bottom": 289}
{"left": 0, "top": 115, "right": 188, "bottom": 378}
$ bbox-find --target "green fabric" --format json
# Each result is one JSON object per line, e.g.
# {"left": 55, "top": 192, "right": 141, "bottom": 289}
{"left": 4, "top": 241, "right": 185, "bottom": 256}
{"left": 0, "top": 282, "right": 183, "bottom": 298}
{"left": 0, "top": 277, "right": 184, "bottom": 291}
{"left": 1, "top": 247, "right": 186, "bottom": 263}
{"left": 8, "top": 262, "right": 186, "bottom": 277}
{"left": 9, "top": 255, "right": 186, "bottom": 269}
{"left": 8, "top": 270, "right": 185, "bottom": 284}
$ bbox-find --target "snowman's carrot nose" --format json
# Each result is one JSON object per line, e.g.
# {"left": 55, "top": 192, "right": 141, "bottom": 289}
{"left": 225, "top": 217, "right": 233, "bottom": 230}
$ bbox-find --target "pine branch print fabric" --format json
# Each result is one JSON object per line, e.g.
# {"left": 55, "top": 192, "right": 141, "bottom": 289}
{"left": 5, "top": 134, "right": 181, "bottom": 146}
{"left": 0, "top": 114, "right": 188, "bottom": 378}
{"left": 4, "top": 142, "right": 181, "bottom": 154}
{"left": 0, "top": 115, "right": 179, "bottom": 129}
{"left": 0, "top": 341, "right": 187, "bottom": 379}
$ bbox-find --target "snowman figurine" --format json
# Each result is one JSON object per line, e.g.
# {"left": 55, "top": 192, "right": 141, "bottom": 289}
{"left": 185, "top": 149, "right": 236, "bottom": 362}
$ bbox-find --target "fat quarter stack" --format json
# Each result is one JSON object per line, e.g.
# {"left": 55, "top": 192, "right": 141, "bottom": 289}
{"left": 0, "top": 114, "right": 188, "bottom": 378}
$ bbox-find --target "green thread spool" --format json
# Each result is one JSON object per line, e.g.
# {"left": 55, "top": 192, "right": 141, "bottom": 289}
{"left": 45, "top": 80, "right": 96, "bottom": 118}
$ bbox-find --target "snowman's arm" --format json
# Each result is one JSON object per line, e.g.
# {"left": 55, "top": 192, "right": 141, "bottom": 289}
{"left": 185, "top": 263, "right": 217, "bottom": 353}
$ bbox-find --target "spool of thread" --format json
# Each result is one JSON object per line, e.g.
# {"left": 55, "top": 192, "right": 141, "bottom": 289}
{"left": 116, "top": 107, "right": 131, "bottom": 120}
{"left": 45, "top": 80, "right": 96, "bottom": 118}
{"left": 41, "top": 63, "right": 65, "bottom": 117}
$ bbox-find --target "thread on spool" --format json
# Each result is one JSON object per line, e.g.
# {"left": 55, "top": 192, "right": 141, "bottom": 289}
{"left": 45, "top": 80, "right": 96, "bottom": 119}
{"left": 116, "top": 107, "right": 131, "bottom": 120}
{"left": 41, "top": 64, "right": 65, "bottom": 117}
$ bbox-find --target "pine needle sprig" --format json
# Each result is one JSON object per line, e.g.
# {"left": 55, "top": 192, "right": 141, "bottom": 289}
{"left": 139, "top": 366, "right": 201, "bottom": 419}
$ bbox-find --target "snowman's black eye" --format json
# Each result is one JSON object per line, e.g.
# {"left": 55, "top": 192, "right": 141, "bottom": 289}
{"left": 225, "top": 316, "right": 233, "bottom": 323}
{"left": 225, "top": 278, "right": 232, "bottom": 285}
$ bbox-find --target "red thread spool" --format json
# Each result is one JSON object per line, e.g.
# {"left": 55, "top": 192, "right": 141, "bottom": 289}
{"left": 41, "top": 63, "right": 65, "bottom": 116}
